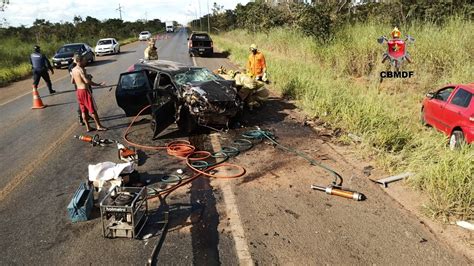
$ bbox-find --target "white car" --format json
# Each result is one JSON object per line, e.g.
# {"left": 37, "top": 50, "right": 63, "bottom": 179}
{"left": 95, "top": 38, "right": 120, "bottom": 56}
{"left": 139, "top": 31, "right": 152, "bottom": 41}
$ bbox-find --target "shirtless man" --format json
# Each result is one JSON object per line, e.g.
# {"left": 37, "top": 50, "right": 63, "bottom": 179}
{"left": 71, "top": 54, "right": 107, "bottom": 132}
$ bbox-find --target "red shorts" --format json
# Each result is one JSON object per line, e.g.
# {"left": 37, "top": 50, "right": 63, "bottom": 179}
{"left": 76, "top": 89, "right": 97, "bottom": 114}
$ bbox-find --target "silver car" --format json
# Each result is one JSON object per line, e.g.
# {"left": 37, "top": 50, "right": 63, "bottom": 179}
{"left": 138, "top": 31, "right": 152, "bottom": 41}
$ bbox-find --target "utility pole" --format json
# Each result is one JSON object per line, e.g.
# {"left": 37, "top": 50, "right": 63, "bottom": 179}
{"left": 207, "top": 0, "right": 210, "bottom": 33}
{"left": 198, "top": 0, "right": 202, "bottom": 31}
{"left": 116, "top": 4, "right": 123, "bottom": 20}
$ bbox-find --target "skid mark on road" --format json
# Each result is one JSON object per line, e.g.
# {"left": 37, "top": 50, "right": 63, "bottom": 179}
{"left": 209, "top": 133, "right": 254, "bottom": 266}
{"left": 0, "top": 122, "right": 77, "bottom": 202}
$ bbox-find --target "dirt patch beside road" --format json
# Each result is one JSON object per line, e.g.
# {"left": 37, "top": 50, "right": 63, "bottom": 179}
{"left": 221, "top": 91, "right": 470, "bottom": 264}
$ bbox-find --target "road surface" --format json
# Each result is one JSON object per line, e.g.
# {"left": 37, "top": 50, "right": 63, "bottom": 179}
{"left": 0, "top": 28, "right": 469, "bottom": 265}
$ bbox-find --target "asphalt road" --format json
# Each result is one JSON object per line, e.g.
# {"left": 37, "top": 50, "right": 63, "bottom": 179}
{"left": 0, "top": 28, "right": 470, "bottom": 265}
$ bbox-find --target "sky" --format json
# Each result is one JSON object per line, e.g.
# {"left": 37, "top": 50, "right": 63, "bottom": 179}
{"left": 0, "top": 0, "right": 250, "bottom": 27}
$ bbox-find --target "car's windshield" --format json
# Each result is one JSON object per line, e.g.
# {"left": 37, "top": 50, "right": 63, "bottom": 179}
{"left": 140, "top": 31, "right": 149, "bottom": 35}
{"left": 97, "top": 39, "right": 112, "bottom": 45}
{"left": 58, "top": 45, "right": 82, "bottom": 53}
{"left": 174, "top": 68, "right": 221, "bottom": 86}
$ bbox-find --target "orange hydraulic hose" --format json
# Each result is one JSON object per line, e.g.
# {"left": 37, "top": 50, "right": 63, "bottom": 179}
{"left": 122, "top": 105, "right": 246, "bottom": 199}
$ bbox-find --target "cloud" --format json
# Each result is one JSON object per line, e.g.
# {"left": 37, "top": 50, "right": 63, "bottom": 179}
{"left": 1, "top": 0, "right": 249, "bottom": 27}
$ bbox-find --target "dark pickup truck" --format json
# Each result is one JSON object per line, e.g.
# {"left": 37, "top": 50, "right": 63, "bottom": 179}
{"left": 188, "top": 32, "right": 213, "bottom": 57}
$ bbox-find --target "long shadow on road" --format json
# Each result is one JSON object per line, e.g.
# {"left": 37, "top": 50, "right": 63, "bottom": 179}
{"left": 189, "top": 134, "right": 221, "bottom": 265}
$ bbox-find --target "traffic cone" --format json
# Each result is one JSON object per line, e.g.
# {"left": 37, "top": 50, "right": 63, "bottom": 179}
{"left": 31, "top": 87, "right": 46, "bottom": 109}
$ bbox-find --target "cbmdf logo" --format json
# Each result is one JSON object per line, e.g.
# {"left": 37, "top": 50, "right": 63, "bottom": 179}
{"left": 378, "top": 27, "right": 415, "bottom": 79}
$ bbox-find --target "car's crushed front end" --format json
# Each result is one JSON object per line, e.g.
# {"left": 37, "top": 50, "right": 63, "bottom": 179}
{"left": 180, "top": 80, "right": 242, "bottom": 126}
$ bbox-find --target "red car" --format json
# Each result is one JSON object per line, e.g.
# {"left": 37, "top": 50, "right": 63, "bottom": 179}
{"left": 421, "top": 83, "right": 474, "bottom": 149}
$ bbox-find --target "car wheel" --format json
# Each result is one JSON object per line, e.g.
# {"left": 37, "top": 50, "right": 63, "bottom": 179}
{"left": 420, "top": 108, "right": 427, "bottom": 126}
{"left": 177, "top": 107, "right": 197, "bottom": 134}
{"left": 449, "top": 130, "right": 465, "bottom": 150}
{"left": 117, "top": 48, "right": 121, "bottom": 54}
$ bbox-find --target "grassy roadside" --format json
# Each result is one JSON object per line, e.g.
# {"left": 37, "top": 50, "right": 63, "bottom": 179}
{"left": 0, "top": 36, "right": 138, "bottom": 87}
{"left": 213, "top": 18, "right": 473, "bottom": 220}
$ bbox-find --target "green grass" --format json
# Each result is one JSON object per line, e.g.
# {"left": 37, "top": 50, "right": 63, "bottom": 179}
{"left": 213, "top": 17, "right": 473, "bottom": 221}
{"left": 0, "top": 36, "right": 138, "bottom": 87}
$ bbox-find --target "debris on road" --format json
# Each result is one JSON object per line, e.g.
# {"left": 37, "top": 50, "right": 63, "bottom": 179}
{"left": 456, "top": 221, "right": 474, "bottom": 231}
{"left": 370, "top": 172, "right": 413, "bottom": 188}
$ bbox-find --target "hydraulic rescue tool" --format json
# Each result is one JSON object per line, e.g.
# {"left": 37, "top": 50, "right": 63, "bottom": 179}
{"left": 243, "top": 127, "right": 366, "bottom": 202}
{"left": 310, "top": 185, "right": 365, "bottom": 201}
{"left": 74, "top": 134, "right": 117, "bottom": 147}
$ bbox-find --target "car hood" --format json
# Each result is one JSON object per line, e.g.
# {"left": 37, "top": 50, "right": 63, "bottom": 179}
{"left": 54, "top": 52, "right": 75, "bottom": 59}
{"left": 96, "top": 44, "right": 113, "bottom": 49}
{"left": 186, "top": 80, "right": 237, "bottom": 102}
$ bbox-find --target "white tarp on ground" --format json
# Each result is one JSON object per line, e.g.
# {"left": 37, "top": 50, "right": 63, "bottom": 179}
{"left": 88, "top": 162, "right": 134, "bottom": 189}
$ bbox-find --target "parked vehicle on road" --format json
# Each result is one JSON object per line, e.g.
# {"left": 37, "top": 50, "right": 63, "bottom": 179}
{"left": 52, "top": 43, "right": 95, "bottom": 69}
{"left": 188, "top": 32, "right": 213, "bottom": 57}
{"left": 421, "top": 83, "right": 474, "bottom": 149}
{"left": 165, "top": 21, "right": 174, "bottom": 33}
{"left": 139, "top": 31, "right": 152, "bottom": 41}
{"left": 95, "top": 38, "right": 120, "bottom": 56}
{"left": 116, "top": 60, "right": 242, "bottom": 137}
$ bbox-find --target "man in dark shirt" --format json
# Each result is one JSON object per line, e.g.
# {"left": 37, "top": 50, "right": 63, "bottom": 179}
{"left": 30, "top": 45, "right": 55, "bottom": 94}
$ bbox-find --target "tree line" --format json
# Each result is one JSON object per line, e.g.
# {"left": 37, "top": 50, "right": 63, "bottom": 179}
{"left": 0, "top": 16, "right": 165, "bottom": 45}
{"left": 191, "top": 0, "right": 473, "bottom": 41}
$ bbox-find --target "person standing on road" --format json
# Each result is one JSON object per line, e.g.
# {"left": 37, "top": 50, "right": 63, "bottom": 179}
{"left": 69, "top": 54, "right": 85, "bottom": 125}
{"left": 30, "top": 45, "right": 56, "bottom": 94}
{"left": 71, "top": 54, "right": 108, "bottom": 132}
{"left": 144, "top": 38, "right": 158, "bottom": 60}
{"left": 246, "top": 44, "right": 267, "bottom": 81}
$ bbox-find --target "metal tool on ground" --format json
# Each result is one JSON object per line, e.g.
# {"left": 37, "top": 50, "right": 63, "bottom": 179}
{"left": 100, "top": 186, "right": 148, "bottom": 239}
{"left": 311, "top": 185, "right": 365, "bottom": 201}
{"left": 243, "top": 127, "right": 366, "bottom": 201}
{"left": 74, "top": 134, "right": 117, "bottom": 147}
{"left": 370, "top": 172, "right": 413, "bottom": 188}
{"left": 117, "top": 143, "right": 138, "bottom": 163}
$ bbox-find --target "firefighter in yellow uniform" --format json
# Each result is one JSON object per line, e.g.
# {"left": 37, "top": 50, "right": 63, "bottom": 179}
{"left": 215, "top": 66, "right": 269, "bottom": 110}
{"left": 246, "top": 44, "right": 267, "bottom": 81}
{"left": 144, "top": 38, "right": 158, "bottom": 60}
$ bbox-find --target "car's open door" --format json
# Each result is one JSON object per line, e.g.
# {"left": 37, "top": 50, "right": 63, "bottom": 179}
{"left": 116, "top": 70, "right": 152, "bottom": 116}
{"left": 150, "top": 74, "right": 178, "bottom": 139}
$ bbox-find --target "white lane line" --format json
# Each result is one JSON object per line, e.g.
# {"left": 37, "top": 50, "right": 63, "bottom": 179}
{"left": 193, "top": 54, "right": 253, "bottom": 265}
{"left": 209, "top": 133, "right": 254, "bottom": 266}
